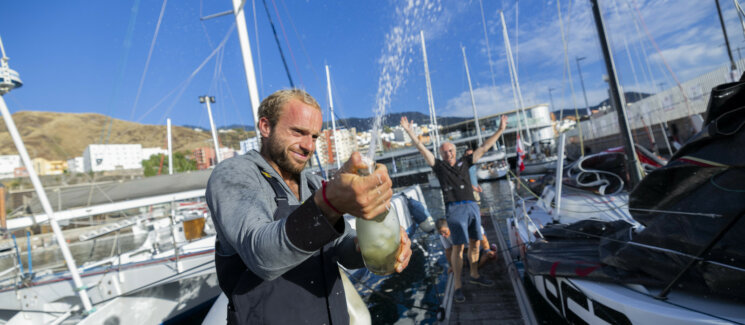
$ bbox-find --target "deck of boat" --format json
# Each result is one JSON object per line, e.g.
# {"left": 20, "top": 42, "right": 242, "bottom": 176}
{"left": 443, "top": 184, "right": 537, "bottom": 325}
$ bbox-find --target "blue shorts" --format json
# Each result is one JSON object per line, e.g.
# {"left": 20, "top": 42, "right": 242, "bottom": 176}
{"left": 445, "top": 201, "right": 482, "bottom": 245}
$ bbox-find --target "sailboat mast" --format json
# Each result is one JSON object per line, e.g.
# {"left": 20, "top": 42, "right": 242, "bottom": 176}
{"left": 461, "top": 46, "right": 483, "bottom": 145}
{"left": 590, "top": 0, "right": 642, "bottom": 187}
{"left": 232, "top": 0, "right": 263, "bottom": 147}
{"left": 202, "top": 96, "right": 222, "bottom": 164}
{"left": 325, "top": 65, "right": 341, "bottom": 170}
{"left": 0, "top": 35, "right": 93, "bottom": 311}
{"left": 716, "top": 0, "right": 737, "bottom": 72}
{"left": 420, "top": 31, "right": 440, "bottom": 157}
{"left": 500, "top": 11, "right": 533, "bottom": 145}
{"left": 167, "top": 118, "right": 173, "bottom": 175}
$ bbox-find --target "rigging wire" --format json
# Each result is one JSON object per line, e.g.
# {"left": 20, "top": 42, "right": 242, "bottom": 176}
{"left": 219, "top": 67, "right": 249, "bottom": 131}
{"left": 99, "top": 0, "right": 141, "bottom": 145}
{"left": 260, "top": 0, "right": 295, "bottom": 87}
{"left": 270, "top": 0, "right": 305, "bottom": 88}
{"left": 611, "top": 0, "right": 643, "bottom": 99}
{"left": 199, "top": 1, "right": 245, "bottom": 132}
{"left": 556, "top": 0, "right": 585, "bottom": 157}
{"left": 515, "top": 1, "right": 519, "bottom": 76}
{"left": 280, "top": 0, "right": 326, "bottom": 94}
{"left": 625, "top": 3, "right": 659, "bottom": 94}
{"left": 478, "top": 0, "right": 508, "bottom": 152}
{"left": 129, "top": 0, "right": 168, "bottom": 121}
{"left": 251, "top": 0, "right": 265, "bottom": 96}
{"left": 627, "top": 0, "right": 695, "bottom": 123}
{"left": 500, "top": 10, "right": 527, "bottom": 144}
{"left": 136, "top": 23, "right": 236, "bottom": 123}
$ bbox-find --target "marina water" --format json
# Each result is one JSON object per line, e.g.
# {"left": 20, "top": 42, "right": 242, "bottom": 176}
{"left": 349, "top": 180, "right": 566, "bottom": 324}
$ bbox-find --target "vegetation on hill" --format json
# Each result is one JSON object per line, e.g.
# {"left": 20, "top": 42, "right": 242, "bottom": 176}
{"left": 218, "top": 129, "right": 256, "bottom": 150}
{"left": 142, "top": 151, "right": 197, "bottom": 177}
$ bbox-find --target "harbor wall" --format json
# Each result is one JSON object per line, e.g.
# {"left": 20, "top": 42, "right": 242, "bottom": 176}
{"left": 567, "top": 60, "right": 743, "bottom": 152}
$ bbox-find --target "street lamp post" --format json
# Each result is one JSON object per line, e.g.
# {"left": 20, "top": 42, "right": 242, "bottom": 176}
{"left": 576, "top": 56, "right": 591, "bottom": 115}
{"left": 199, "top": 96, "right": 222, "bottom": 165}
{"left": 548, "top": 87, "right": 556, "bottom": 111}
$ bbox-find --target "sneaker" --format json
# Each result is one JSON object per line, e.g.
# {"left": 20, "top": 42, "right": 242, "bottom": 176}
{"left": 454, "top": 288, "right": 465, "bottom": 303}
{"left": 469, "top": 275, "right": 495, "bottom": 287}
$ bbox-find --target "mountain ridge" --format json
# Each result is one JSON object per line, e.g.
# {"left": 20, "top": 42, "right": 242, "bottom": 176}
{"left": 185, "top": 111, "right": 470, "bottom": 132}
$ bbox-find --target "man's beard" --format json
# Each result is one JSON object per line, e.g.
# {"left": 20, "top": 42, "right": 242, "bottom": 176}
{"left": 266, "top": 134, "right": 311, "bottom": 176}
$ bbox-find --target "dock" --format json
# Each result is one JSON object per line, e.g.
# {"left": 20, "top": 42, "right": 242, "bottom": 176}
{"left": 442, "top": 182, "right": 537, "bottom": 325}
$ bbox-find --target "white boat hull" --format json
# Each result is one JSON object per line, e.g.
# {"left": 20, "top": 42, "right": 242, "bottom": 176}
{"left": 0, "top": 236, "right": 218, "bottom": 324}
{"left": 476, "top": 165, "right": 508, "bottom": 180}
{"left": 507, "top": 189, "right": 745, "bottom": 324}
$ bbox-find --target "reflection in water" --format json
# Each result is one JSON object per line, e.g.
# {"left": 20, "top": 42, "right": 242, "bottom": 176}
{"left": 351, "top": 229, "right": 447, "bottom": 325}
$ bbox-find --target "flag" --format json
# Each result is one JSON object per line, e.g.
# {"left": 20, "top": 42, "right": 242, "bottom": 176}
{"left": 516, "top": 134, "right": 525, "bottom": 172}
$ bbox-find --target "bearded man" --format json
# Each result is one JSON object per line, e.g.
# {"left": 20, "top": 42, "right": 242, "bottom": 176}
{"left": 207, "top": 89, "right": 411, "bottom": 324}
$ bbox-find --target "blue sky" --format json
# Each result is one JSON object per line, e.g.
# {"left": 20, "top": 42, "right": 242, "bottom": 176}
{"left": 1, "top": 0, "right": 743, "bottom": 130}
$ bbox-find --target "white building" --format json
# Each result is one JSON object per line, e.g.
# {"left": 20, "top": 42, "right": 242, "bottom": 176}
{"left": 0, "top": 155, "right": 21, "bottom": 179}
{"left": 66, "top": 156, "right": 85, "bottom": 174}
{"left": 141, "top": 147, "right": 168, "bottom": 161}
{"left": 356, "top": 131, "right": 371, "bottom": 154}
{"left": 239, "top": 137, "right": 260, "bottom": 155}
{"left": 220, "top": 147, "right": 236, "bottom": 160}
{"left": 83, "top": 144, "right": 143, "bottom": 172}
{"left": 393, "top": 123, "right": 423, "bottom": 142}
{"left": 316, "top": 128, "right": 358, "bottom": 167}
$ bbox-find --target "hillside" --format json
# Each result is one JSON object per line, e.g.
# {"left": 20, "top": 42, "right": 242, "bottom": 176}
{"left": 325, "top": 111, "right": 469, "bottom": 131}
{"left": 0, "top": 111, "right": 242, "bottom": 161}
{"left": 207, "top": 111, "right": 470, "bottom": 132}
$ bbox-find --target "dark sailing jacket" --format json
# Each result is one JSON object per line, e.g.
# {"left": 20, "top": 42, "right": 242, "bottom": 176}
{"left": 206, "top": 151, "right": 364, "bottom": 324}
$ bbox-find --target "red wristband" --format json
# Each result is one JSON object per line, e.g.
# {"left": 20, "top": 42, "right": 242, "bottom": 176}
{"left": 321, "top": 180, "right": 342, "bottom": 215}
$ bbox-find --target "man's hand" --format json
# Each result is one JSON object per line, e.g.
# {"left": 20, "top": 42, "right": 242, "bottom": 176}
{"left": 400, "top": 116, "right": 413, "bottom": 132}
{"left": 315, "top": 152, "right": 393, "bottom": 221}
{"left": 394, "top": 227, "right": 412, "bottom": 273}
{"left": 499, "top": 115, "right": 508, "bottom": 131}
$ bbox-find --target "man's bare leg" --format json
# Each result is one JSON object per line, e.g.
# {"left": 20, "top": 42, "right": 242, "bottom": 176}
{"left": 468, "top": 239, "right": 481, "bottom": 278}
{"left": 451, "top": 244, "right": 465, "bottom": 289}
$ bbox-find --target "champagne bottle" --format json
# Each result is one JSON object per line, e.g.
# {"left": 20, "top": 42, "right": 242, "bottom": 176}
{"left": 355, "top": 157, "right": 401, "bottom": 275}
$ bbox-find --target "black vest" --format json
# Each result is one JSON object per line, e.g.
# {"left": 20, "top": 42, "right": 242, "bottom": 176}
{"left": 215, "top": 171, "right": 350, "bottom": 324}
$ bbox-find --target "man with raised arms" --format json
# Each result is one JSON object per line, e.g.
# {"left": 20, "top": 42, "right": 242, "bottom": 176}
{"left": 400, "top": 115, "right": 507, "bottom": 303}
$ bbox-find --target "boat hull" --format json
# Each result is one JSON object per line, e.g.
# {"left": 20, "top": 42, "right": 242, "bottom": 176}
{"left": 0, "top": 237, "right": 218, "bottom": 324}
{"left": 508, "top": 196, "right": 745, "bottom": 325}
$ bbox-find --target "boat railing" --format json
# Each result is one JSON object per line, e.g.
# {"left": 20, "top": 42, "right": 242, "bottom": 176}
{"left": 519, "top": 198, "right": 544, "bottom": 240}
{"left": 0, "top": 231, "right": 150, "bottom": 286}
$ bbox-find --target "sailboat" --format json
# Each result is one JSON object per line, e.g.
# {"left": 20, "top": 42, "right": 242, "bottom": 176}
{"left": 499, "top": 11, "right": 559, "bottom": 177}
{"left": 458, "top": 44, "right": 510, "bottom": 182}
{"left": 0, "top": 32, "right": 224, "bottom": 323}
{"left": 507, "top": 1, "right": 745, "bottom": 323}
